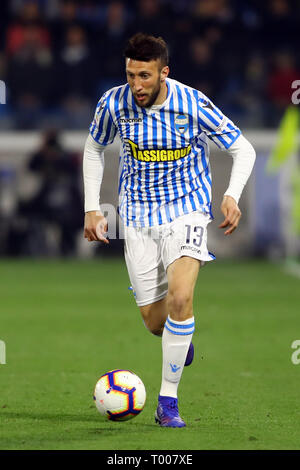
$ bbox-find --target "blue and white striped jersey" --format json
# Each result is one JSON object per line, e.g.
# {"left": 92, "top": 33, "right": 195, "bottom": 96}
{"left": 89, "top": 77, "right": 241, "bottom": 227}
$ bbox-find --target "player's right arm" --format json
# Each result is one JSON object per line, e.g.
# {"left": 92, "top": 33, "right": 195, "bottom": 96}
{"left": 84, "top": 210, "right": 109, "bottom": 244}
{"left": 83, "top": 135, "right": 109, "bottom": 243}
{"left": 83, "top": 93, "right": 117, "bottom": 243}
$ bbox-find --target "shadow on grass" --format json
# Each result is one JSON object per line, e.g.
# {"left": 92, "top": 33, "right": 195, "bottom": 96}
{"left": 1, "top": 410, "right": 103, "bottom": 424}
{"left": 1, "top": 410, "right": 157, "bottom": 431}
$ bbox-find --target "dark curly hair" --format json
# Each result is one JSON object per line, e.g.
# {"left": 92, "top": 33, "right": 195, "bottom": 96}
{"left": 124, "top": 32, "right": 169, "bottom": 67}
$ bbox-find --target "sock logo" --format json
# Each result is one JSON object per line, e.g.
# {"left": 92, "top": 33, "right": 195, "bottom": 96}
{"left": 170, "top": 363, "right": 181, "bottom": 373}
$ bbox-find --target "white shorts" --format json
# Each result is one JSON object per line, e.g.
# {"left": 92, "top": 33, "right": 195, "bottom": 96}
{"left": 124, "top": 211, "right": 215, "bottom": 307}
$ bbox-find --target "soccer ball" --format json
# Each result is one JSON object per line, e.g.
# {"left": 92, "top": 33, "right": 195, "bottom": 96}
{"left": 93, "top": 369, "right": 146, "bottom": 421}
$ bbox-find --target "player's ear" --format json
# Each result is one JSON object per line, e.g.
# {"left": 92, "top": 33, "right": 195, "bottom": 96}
{"left": 160, "top": 66, "right": 169, "bottom": 82}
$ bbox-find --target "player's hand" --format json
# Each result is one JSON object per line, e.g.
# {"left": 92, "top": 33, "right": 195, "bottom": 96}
{"left": 219, "top": 195, "right": 241, "bottom": 235}
{"left": 84, "top": 210, "right": 109, "bottom": 244}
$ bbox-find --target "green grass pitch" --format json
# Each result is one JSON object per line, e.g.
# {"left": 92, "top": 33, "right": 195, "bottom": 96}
{"left": 0, "top": 258, "right": 300, "bottom": 450}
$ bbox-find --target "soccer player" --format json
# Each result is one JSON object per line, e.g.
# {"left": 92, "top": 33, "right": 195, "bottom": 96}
{"left": 83, "top": 33, "right": 256, "bottom": 427}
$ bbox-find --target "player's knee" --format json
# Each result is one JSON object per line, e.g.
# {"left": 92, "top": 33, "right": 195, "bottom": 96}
{"left": 142, "top": 317, "right": 163, "bottom": 336}
{"left": 140, "top": 308, "right": 164, "bottom": 336}
{"left": 167, "top": 290, "right": 193, "bottom": 321}
{"left": 150, "top": 325, "right": 164, "bottom": 336}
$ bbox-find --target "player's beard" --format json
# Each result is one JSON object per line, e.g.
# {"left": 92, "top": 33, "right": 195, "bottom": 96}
{"left": 133, "top": 78, "right": 161, "bottom": 108}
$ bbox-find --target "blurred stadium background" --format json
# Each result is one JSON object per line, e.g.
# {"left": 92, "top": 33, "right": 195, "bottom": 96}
{"left": 1, "top": 0, "right": 300, "bottom": 451}
{"left": 0, "top": 0, "right": 299, "bottom": 261}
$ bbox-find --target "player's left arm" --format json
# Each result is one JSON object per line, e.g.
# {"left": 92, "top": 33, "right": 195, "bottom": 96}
{"left": 198, "top": 97, "right": 256, "bottom": 235}
{"left": 219, "top": 134, "right": 256, "bottom": 235}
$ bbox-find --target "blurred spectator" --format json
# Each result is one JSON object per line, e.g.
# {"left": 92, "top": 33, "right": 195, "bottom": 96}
{"left": 106, "top": 1, "right": 129, "bottom": 39}
{"left": 76, "top": 0, "right": 106, "bottom": 29}
{"left": 262, "top": 0, "right": 298, "bottom": 51}
{"left": 7, "top": 23, "right": 55, "bottom": 128}
{"left": 203, "top": 24, "right": 223, "bottom": 47}
{"left": 49, "top": 0, "right": 79, "bottom": 51}
{"left": 181, "top": 37, "right": 218, "bottom": 97}
{"left": 221, "top": 52, "right": 268, "bottom": 128}
{"left": 165, "top": 0, "right": 194, "bottom": 15}
{"left": 1, "top": 0, "right": 300, "bottom": 129}
{"left": 57, "top": 24, "right": 97, "bottom": 127}
{"left": 8, "top": 130, "right": 83, "bottom": 256}
{"left": 98, "top": 1, "right": 132, "bottom": 91}
{"left": 266, "top": 50, "right": 299, "bottom": 125}
{"left": 6, "top": 0, "right": 50, "bottom": 56}
{"left": 132, "top": 0, "right": 170, "bottom": 39}
{"left": 242, "top": 53, "right": 268, "bottom": 125}
{"left": 192, "top": 0, "right": 234, "bottom": 23}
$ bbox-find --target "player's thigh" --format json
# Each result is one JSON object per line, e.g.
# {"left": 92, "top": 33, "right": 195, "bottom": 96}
{"left": 161, "top": 211, "right": 215, "bottom": 270}
{"left": 124, "top": 226, "right": 168, "bottom": 308}
{"left": 161, "top": 211, "right": 214, "bottom": 316}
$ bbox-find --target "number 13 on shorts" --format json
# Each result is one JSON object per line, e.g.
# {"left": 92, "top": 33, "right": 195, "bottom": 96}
{"left": 174, "top": 211, "right": 215, "bottom": 262}
{"left": 185, "top": 224, "right": 204, "bottom": 248}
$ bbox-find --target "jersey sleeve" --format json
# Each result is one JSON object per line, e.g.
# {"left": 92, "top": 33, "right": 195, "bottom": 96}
{"left": 89, "top": 92, "right": 117, "bottom": 146}
{"left": 197, "top": 95, "right": 241, "bottom": 150}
